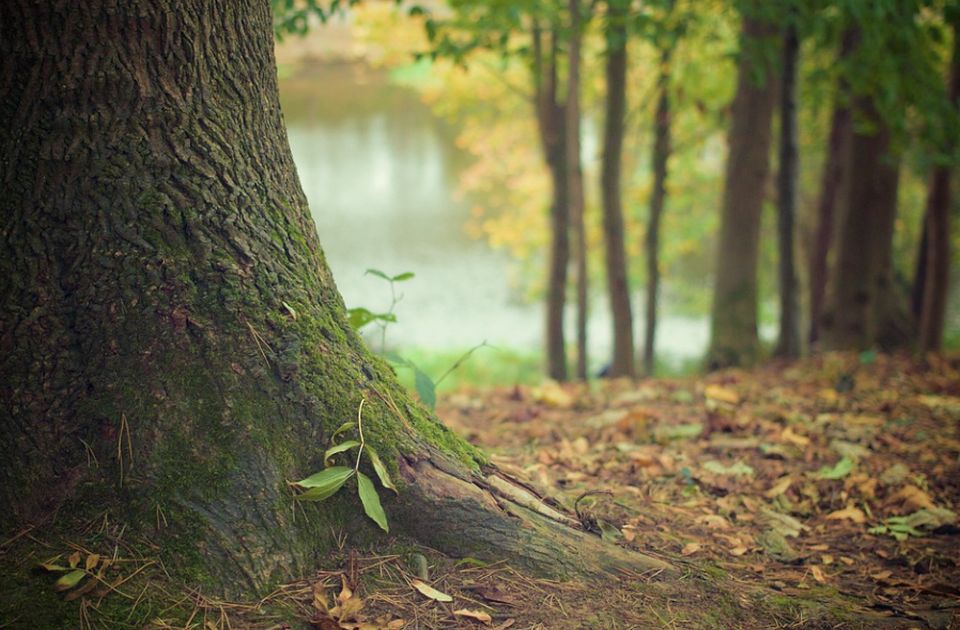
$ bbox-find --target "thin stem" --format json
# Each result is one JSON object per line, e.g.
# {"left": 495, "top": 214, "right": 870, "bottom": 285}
{"left": 354, "top": 398, "right": 366, "bottom": 472}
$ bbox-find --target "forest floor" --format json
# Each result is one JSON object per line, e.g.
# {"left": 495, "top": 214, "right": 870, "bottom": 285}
{"left": 11, "top": 353, "right": 959, "bottom": 629}
{"left": 306, "top": 352, "right": 960, "bottom": 629}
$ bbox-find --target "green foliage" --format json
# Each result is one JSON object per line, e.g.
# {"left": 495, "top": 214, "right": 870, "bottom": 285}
{"left": 272, "top": 0, "right": 350, "bottom": 40}
{"left": 292, "top": 400, "right": 398, "bottom": 532}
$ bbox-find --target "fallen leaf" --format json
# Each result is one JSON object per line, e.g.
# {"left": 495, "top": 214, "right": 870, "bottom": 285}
{"left": 825, "top": 506, "right": 866, "bottom": 524}
{"left": 681, "top": 541, "right": 701, "bottom": 556}
{"left": 810, "top": 565, "right": 827, "bottom": 583}
{"left": 411, "top": 579, "right": 453, "bottom": 603}
{"left": 453, "top": 609, "right": 493, "bottom": 624}
{"left": 705, "top": 385, "right": 740, "bottom": 405}
{"left": 765, "top": 475, "right": 793, "bottom": 499}
{"left": 817, "top": 457, "right": 854, "bottom": 480}
{"left": 888, "top": 485, "right": 936, "bottom": 511}
{"left": 781, "top": 427, "right": 810, "bottom": 447}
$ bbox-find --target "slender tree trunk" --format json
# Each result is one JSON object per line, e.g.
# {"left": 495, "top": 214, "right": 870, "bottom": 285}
{"left": 0, "top": 0, "right": 670, "bottom": 603}
{"left": 706, "top": 15, "right": 778, "bottom": 369}
{"left": 774, "top": 21, "right": 801, "bottom": 358}
{"left": 600, "top": 0, "right": 634, "bottom": 378}
{"left": 808, "top": 31, "right": 855, "bottom": 346}
{"left": 918, "top": 15, "right": 960, "bottom": 353}
{"left": 567, "top": 0, "right": 589, "bottom": 380}
{"left": 821, "top": 98, "right": 902, "bottom": 350}
{"left": 534, "top": 25, "right": 570, "bottom": 381}
{"left": 643, "top": 48, "right": 673, "bottom": 376}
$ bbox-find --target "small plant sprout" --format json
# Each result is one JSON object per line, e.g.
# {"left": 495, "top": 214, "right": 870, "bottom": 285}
{"left": 291, "top": 398, "right": 397, "bottom": 532}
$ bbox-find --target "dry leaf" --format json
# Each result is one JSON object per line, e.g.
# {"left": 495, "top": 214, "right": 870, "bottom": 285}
{"left": 411, "top": 579, "right": 453, "bottom": 602}
{"left": 810, "top": 565, "right": 827, "bottom": 583}
{"left": 781, "top": 427, "right": 810, "bottom": 447}
{"left": 453, "top": 609, "right": 493, "bottom": 624}
{"left": 765, "top": 475, "right": 793, "bottom": 499}
{"left": 825, "top": 506, "right": 866, "bottom": 524}
{"left": 889, "top": 485, "right": 936, "bottom": 511}
{"left": 729, "top": 545, "right": 749, "bottom": 556}
{"left": 705, "top": 385, "right": 740, "bottom": 405}
{"left": 681, "top": 541, "right": 701, "bottom": 556}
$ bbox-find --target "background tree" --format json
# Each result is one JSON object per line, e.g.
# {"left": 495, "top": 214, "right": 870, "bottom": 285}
{"left": 917, "top": 8, "right": 960, "bottom": 353}
{"left": 0, "top": 0, "right": 669, "bottom": 602}
{"left": 600, "top": 0, "right": 635, "bottom": 378}
{"left": 774, "top": 12, "right": 801, "bottom": 358}
{"left": 706, "top": 6, "right": 779, "bottom": 369}
{"left": 567, "top": 0, "right": 589, "bottom": 380}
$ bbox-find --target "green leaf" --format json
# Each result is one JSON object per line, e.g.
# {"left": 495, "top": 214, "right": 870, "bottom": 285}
{"left": 364, "top": 268, "right": 391, "bottom": 282}
{"left": 347, "top": 308, "right": 396, "bottom": 330}
{"left": 293, "top": 466, "right": 354, "bottom": 501}
{"left": 817, "top": 456, "right": 854, "bottom": 480}
{"left": 391, "top": 271, "right": 415, "bottom": 282}
{"left": 414, "top": 367, "right": 436, "bottom": 410}
{"left": 365, "top": 446, "right": 398, "bottom": 494}
{"left": 324, "top": 440, "right": 360, "bottom": 466}
{"left": 54, "top": 570, "right": 87, "bottom": 592}
{"left": 357, "top": 471, "right": 389, "bottom": 532}
{"left": 384, "top": 351, "right": 413, "bottom": 368}
{"left": 331, "top": 421, "right": 356, "bottom": 441}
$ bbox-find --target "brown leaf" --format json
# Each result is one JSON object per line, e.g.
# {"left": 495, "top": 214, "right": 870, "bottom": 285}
{"left": 681, "top": 542, "right": 701, "bottom": 556}
{"left": 765, "top": 475, "right": 793, "bottom": 499}
{"left": 825, "top": 506, "right": 866, "bottom": 524}
{"left": 453, "top": 609, "right": 493, "bottom": 624}
{"left": 810, "top": 565, "right": 827, "bottom": 583}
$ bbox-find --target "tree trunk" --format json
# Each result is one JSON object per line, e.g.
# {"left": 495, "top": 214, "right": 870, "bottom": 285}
{"left": 808, "top": 31, "right": 854, "bottom": 347}
{"left": 820, "top": 98, "right": 902, "bottom": 350}
{"left": 643, "top": 49, "right": 673, "bottom": 377}
{"left": 774, "top": 21, "right": 801, "bottom": 358}
{"left": 0, "top": 0, "right": 671, "bottom": 602}
{"left": 600, "top": 0, "right": 635, "bottom": 379}
{"left": 567, "top": 0, "right": 589, "bottom": 380}
{"left": 706, "top": 15, "right": 778, "bottom": 370}
{"left": 534, "top": 25, "right": 570, "bottom": 382}
{"left": 917, "top": 14, "right": 960, "bottom": 353}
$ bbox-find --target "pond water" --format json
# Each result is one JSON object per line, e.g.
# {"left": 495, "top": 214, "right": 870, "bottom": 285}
{"left": 277, "top": 62, "right": 768, "bottom": 371}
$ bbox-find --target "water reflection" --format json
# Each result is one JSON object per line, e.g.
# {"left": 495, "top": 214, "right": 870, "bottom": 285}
{"left": 280, "top": 62, "right": 712, "bottom": 369}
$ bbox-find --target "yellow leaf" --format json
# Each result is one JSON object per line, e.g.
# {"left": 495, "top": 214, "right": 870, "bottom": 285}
{"left": 681, "top": 542, "right": 701, "bottom": 556}
{"left": 704, "top": 385, "right": 740, "bottom": 405}
{"left": 810, "top": 565, "right": 827, "bottom": 583}
{"left": 85, "top": 553, "right": 100, "bottom": 571}
{"left": 781, "top": 427, "right": 810, "bottom": 447}
{"left": 68, "top": 551, "right": 81, "bottom": 568}
{"left": 411, "top": 579, "right": 453, "bottom": 602}
{"left": 765, "top": 475, "right": 793, "bottom": 499}
{"left": 825, "top": 506, "right": 866, "bottom": 524}
{"left": 453, "top": 608, "right": 493, "bottom": 624}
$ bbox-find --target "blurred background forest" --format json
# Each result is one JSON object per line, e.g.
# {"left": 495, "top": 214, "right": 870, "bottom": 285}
{"left": 271, "top": 0, "right": 960, "bottom": 389}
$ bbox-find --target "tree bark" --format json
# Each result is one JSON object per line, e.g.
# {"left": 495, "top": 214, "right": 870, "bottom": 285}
{"left": 600, "top": 0, "right": 635, "bottom": 379}
{"left": 917, "top": 14, "right": 960, "bottom": 353}
{"left": 0, "top": 0, "right": 671, "bottom": 601}
{"left": 774, "top": 21, "right": 801, "bottom": 358}
{"left": 808, "top": 31, "right": 855, "bottom": 347}
{"left": 534, "top": 25, "right": 570, "bottom": 382}
{"left": 820, "top": 98, "right": 902, "bottom": 350}
{"left": 567, "top": 0, "right": 589, "bottom": 380}
{"left": 706, "top": 15, "right": 778, "bottom": 369}
{"left": 643, "top": 49, "right": 673, "bottom": 377}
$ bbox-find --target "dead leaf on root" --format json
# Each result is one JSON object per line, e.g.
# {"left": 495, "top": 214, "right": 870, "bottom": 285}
{"left": 453, "top": 609, "right": 493, "bottom": 624}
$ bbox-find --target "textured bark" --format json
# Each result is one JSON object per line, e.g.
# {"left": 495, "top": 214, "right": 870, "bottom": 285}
{"left": 774, "top": 22, "right": 801, "bottom": 358}
{"left": 0, "top": 0, "right": 671, "bottom": 600}
{"left": 643, "top": 49, "right": 673, "bottom": 377}
{"left": 706, "top": 16, "right": 778, "bottom": 369}
{"left": 918, "top": 15, "right": 959, "bottom": 353}
{"left": 534, "top": 25, "right": 570, "bottom": 382}
{"left": 808, "top": 31, "right": 854, "bottom": 346}
{"left": 600, "top": 0, "right": 635, "bottom": 379}
{"left": 820, "top": 99, "right": 902, "bottom": 350}
{"left": 567, "top": 0, "right": 589, "bottom": 381}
